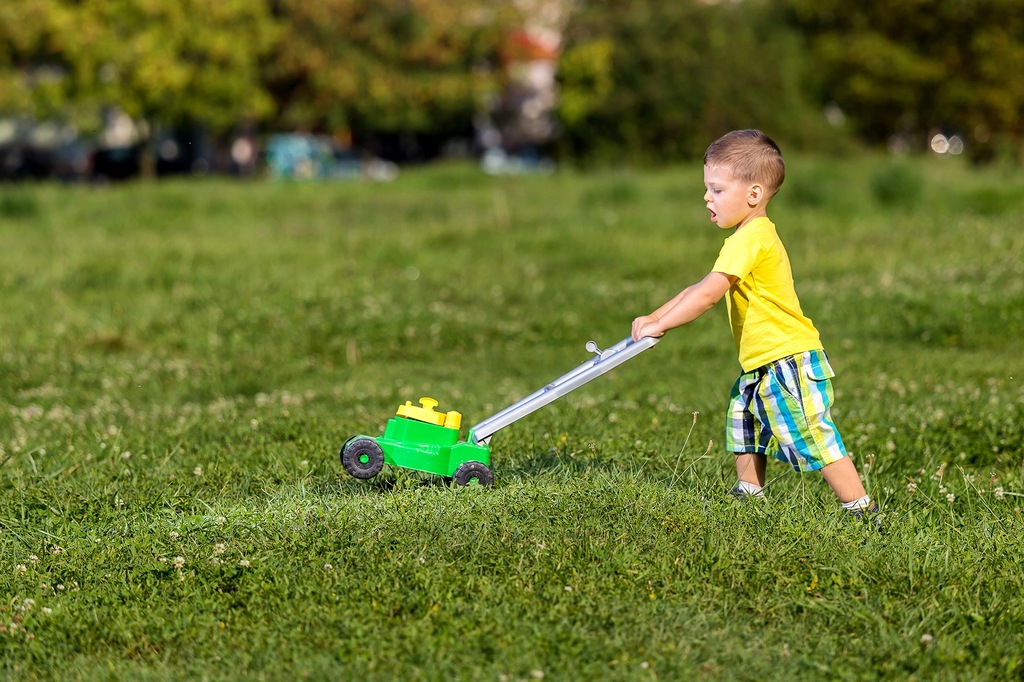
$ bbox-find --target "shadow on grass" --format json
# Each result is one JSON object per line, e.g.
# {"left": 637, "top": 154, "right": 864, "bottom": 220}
{"left": 497, "top": 447, "right": 641, "bottom": 483}
{"left": 326, "top": 447, "right": 631, "bottom": 496}
{"left": 328, "top": 468, "right": 457, "bottom": 495}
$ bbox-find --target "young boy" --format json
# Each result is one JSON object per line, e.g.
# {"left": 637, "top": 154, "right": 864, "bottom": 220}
{"left": 631, "top": 129, "right": 877, "bottom": 518}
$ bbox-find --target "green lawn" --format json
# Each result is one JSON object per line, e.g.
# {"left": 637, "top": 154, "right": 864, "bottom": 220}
{"left": 1, "top": 156, "right": 1023, "bottom": 680}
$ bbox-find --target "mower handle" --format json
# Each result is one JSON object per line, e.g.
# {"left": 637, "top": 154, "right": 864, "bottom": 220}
{"left": 468, "top": 335, "right": 660, "bottom": 445}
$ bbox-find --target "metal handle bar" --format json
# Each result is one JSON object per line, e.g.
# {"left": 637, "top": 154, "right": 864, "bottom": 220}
{"left": 468, "top": 335, "right": 660, "bottom": 445}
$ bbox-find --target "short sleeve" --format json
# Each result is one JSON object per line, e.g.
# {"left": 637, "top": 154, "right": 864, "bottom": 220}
{"left": 712, "top": 230, "right": 765, "bottom": 281}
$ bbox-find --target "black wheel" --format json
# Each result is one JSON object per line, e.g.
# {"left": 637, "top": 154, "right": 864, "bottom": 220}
{"left": 451, "top": 461, "right": 493, "bottom": 487}
{"left": 341, "top": 437, "right": 385, "bottom": 479}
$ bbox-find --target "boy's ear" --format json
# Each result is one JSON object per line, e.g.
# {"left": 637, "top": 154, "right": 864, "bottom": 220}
{"left": 747, "top": 183, "right": 765, "bottom": 206}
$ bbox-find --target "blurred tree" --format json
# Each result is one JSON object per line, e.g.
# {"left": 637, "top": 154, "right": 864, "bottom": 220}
{"left": 782, "top": 0, "right": 1024, "bottom": 162}
{"left": 268, "top": 0, "right": 519, "bottom": 153}
{"left": 556, "top": 0, "right": 834, "bottom": 164}
{"left": 0, "top": 1, "right": 70, "bottom": 117}
{"left": 0, "top": 0, "right": 279, "bottom": 135}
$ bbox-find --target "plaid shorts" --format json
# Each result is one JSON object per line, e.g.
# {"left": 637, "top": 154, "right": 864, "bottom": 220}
{"left": 725, "top": 349, "right": 848, "bottom": 472}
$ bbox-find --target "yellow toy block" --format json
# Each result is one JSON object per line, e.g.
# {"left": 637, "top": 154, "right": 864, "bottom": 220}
{"left": 445, "top": 410, "right": 462, "bottom": 430}
{"left": 396, "top": 397, "right": 462, "bottom": 430}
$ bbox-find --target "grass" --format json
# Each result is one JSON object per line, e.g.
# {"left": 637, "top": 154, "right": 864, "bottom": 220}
{"left": 1, "top": 154, "right": 1023, "bottom": 680}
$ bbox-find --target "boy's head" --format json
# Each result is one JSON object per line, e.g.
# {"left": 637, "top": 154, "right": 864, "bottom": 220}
{"left": 703, "top": 129, "right": 785, "bottom": 199}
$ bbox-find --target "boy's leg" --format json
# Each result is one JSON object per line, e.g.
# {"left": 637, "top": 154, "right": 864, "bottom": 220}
{"left": 750, "top": 351, "right": 875, "bottom": 514}
{"left": 734, "top": 452, "right": 766, "bottom": 487}
{"left": 726, "top": 370, "right": 771, "bottom": 499}
{"left": 824, "top": 456, "right": 880, "bottom": 529}
{"left": 819, "top": 456, "right": 867, "bottom": 504}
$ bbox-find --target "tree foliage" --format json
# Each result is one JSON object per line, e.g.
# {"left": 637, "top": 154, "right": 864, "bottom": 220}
{"left": 0, "top": 0, "right": 279, "bottom": 134}
{"left": 555, "top": 0, "right": 834, "bottom": 164}
{"left": 2, "top": 0, "right": 1024, "bottom": 163}
{"left": 782, "top": 0, "right": 1024, "bottom": 161}
{"left": 268, "top": 0, "right": 518, "bottom": 136}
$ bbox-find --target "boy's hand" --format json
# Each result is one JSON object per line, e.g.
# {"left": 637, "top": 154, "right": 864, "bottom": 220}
{"left": 631, "top": 315, "right": 664, "bottom": 341}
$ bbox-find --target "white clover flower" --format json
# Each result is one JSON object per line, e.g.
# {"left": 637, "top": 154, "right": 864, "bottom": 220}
{"left": 324, "top": 563, "right": 333, "bottom": 571}
{"left": 239, "top": 559, "right": 250, "bottom": 568}
{"left": 170, "top": 531, "right": 180, "bottom": 540}
{"left": 921, "top": 633, "right": 934, "bottom": 645}
{"left": 994, "top": 487, "right": 1005, "bottom": 500}
{"left": 193, "top": 466, "right": 203, "bottom": 476}
{"left": 15, "top": 564, "right": 27, "bottom": 575}
{"left": 172, "top": 556, "right": 185, "bottom": 569}
{"left": 907, "top": 482, "right": 917, "bottom": 493}
{"left": 946, "top": 493, "right": 955, "bottom": 503}
{"left": 213, "top": 543, "right": 226, "bottom": 555}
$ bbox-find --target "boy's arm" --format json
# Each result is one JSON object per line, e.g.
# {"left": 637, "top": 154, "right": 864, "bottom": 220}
{"left": 631, "top": 272, "right": 734, "bottom": 340}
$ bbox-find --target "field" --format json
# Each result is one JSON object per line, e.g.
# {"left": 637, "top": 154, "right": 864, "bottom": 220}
{"left": 1, "top": 155, "right": 1023, "bottom": 680}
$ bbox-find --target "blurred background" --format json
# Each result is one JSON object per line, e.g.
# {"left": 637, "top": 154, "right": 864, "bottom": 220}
{"left": 1, "top": 0, "right": 1022, "bottom": 182}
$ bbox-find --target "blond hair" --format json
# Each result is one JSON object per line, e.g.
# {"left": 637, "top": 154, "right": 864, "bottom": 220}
{"left": 704, "top": 130, "right": 785, "bottom": 197}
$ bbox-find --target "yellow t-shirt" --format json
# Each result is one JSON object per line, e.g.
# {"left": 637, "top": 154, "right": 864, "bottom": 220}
{"left": 711, "top": 217, "right": 821, "bottom": 372}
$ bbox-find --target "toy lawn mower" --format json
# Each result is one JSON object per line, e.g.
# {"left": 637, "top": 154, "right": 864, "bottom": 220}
{"left": 339, "top": 335, "right": 659, "bottom": 486}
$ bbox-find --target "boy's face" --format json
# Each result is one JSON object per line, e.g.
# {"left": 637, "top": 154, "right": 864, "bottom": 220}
{"left": 703, "top": 165, "right": 764, "bottom": 230}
